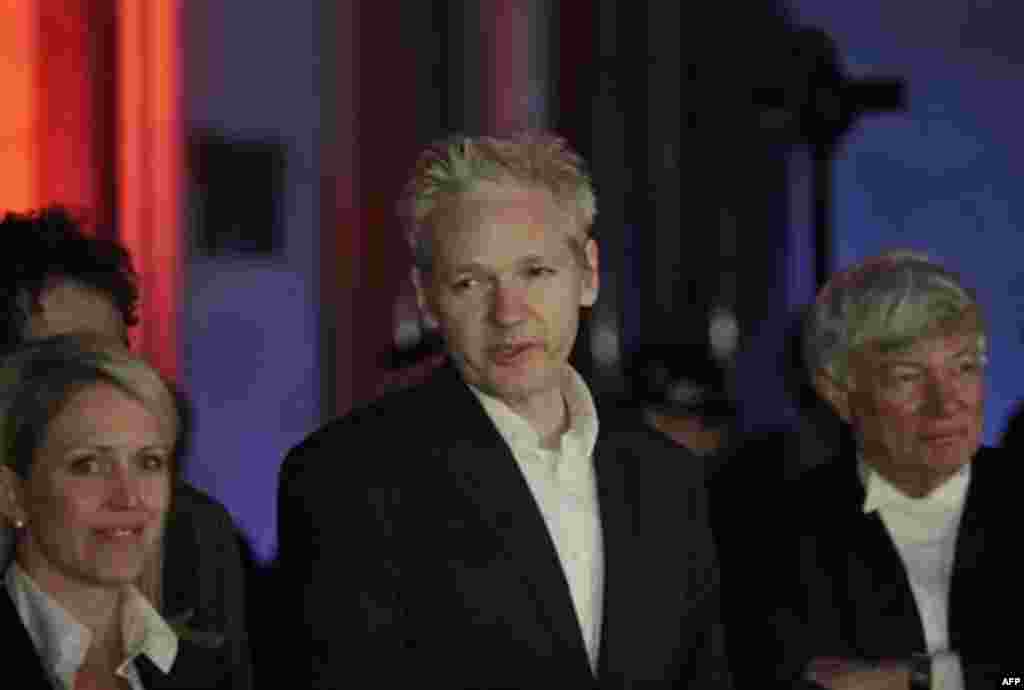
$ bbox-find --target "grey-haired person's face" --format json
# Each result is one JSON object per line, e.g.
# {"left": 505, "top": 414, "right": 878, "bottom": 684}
{"left": 824, "top": 329, "right": 984, "bottom": 494}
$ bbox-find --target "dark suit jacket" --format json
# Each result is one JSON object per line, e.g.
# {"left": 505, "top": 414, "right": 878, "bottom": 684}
{"left": 753, "top": 446, "right": 1020, "bottom": 688}
{"left": 0, "top": 583, "right": 237, "bottom": 689}
{"left": 277, "top": 364, "right": 731, "bottom": 689}
{"left": 163, "top": 480, "right": 252, "bottom": 690}
{"left": 709, "top": 426, "right": 820, "bottom": 689}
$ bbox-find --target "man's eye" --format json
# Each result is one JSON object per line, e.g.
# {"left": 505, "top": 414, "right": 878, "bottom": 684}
{"left": 451, "top": 277, "right": 479, "bottom": 292}
{"left": 69, "top": 456, "right": 102, "bottom": 475}
{"left": 525, "top": 266, "right": 555, "bottom": 279}
{"left": 958, "top": 360, "right": 982, "bottom": 375}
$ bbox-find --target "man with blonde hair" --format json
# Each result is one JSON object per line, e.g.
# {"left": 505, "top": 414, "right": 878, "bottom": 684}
{"left": 278, "top": 132, "right": 731, "bottom": 688}
{"left": 755, "top": 250, "right": 1018, "bottom": 688}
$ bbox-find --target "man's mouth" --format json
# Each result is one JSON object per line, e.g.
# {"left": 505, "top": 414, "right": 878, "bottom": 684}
{"left": 491, "top": 343, "right": 539, "bottom": 365}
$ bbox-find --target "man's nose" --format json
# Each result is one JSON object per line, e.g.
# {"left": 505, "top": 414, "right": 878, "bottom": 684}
{"left": 490, "top": 280, "right": 528, "bottom": 325}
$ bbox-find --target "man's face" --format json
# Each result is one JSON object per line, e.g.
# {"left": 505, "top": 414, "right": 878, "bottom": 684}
{"left": 415, "top": 181, "right": 598, "bottom": 410}
{"left": 24, "top": 279, "right": 128, "bottom": 345}
{"left": 822, "top": 330, "right": 985, "bottom": 493}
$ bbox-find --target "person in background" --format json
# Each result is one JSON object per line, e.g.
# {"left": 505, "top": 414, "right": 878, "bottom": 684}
{"left": 0, "top": 207, "right": 252, "bottom": 689}
{"left": 750, "top": 250, "right": 1018, "bottom": 688}
{"left": 277, "top": 132, "right": 732, "bottom": 688}
{"left": 707, "top": 309, "right": 845, "bottom": 688}
{"left": 0, "top": 336, "right": 239, "bottom": 688}
{"left": 623, "top": 342, "right": 736, "bottom": 459}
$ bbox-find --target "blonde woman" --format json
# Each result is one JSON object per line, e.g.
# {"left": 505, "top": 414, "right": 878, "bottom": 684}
{"left": 0, "top": 337, "right": 235, "bottom": 690}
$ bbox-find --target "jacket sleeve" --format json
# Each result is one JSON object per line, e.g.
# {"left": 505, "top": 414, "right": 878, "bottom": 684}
{"left": 683, "top": 548, "right": 734, "bottom": 688}
{"left": 276, "top": 422, "right": 408, "bottom": 690}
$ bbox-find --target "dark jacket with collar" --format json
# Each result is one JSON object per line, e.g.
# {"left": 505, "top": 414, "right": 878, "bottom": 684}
{"left": 753, "top": 445, "right": 1020, "bottom": 688}
{"left": 277, "top": 363, "right": 732, "bottom": 689}
{"left": 0, "top": 481, "right": 251, "bottom": 689}
{"left": 0, "top": 583, "right": 237, "bottom": 690}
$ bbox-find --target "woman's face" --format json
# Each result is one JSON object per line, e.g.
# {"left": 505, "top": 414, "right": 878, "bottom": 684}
{"left": 9, "top": 382, "right": 172, "bottom": 594}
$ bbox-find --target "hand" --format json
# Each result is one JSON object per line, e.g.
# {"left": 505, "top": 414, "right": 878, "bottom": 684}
{"left": 806, "top": 657, "right": 911, "bottom": 690}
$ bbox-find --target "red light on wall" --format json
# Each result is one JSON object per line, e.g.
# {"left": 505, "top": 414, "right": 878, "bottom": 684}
{"left": 117, "top": 0, "right": 183, "bottom": 382}
{"left": 0, "top": 3, "right": 39, "bottom": 212}
{"left": 37, "top": 2, "right": 101, "bottom": 219}
{"left": 0, "top": 1, "right": 115, "bottom": 228}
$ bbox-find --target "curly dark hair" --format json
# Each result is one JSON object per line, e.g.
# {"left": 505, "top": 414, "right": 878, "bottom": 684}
{"left": 0, "top": 206, "right": 139, "bottom": 355}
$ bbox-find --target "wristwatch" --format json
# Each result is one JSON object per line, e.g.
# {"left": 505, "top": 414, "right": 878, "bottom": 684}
{"left": 908, "top": 653, "right": 932, "bottom": 690}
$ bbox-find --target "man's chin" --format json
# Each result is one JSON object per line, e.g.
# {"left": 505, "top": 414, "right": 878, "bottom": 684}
{"left": 922, "top": 443, "right": 976, "bottom": 474}
{"left": 485, "top": 381, "right": 546, "bottom": 406}
{"left": 478, "top": 370, "right": 561, "bottom": 406}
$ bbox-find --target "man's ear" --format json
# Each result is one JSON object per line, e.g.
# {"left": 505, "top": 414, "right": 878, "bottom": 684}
{"left": 580, "top": 237, "right": 599, "bottom": 307}
{"left": 0, "top": 466, "right": 26, "bottom": 528}
{"left": 410, "top": 267, "right": 439, "bottom": 331}
{"left": 814, "top": 369, "right": 852, "bottom": 424}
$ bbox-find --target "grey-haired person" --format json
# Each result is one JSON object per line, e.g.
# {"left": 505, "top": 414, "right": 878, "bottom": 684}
{"left": 753, "top": 250, "right": 1018, "bottom": 689}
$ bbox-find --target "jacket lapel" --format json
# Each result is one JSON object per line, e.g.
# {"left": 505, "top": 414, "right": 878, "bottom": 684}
{"left": 831, "top": 457, "right": 927, "bottom": 656}
{"left": 1, "top": 569, "right": 229, "bottom": 690}
{"left": 947, "top": 446, "right": 993, "bottom": 654}
{"left": 134, "top": 638, "right": 228, "bottom": 690}
{"left": 434, "top": 367, "right": 593, "bottom": 677}
{"left": 594, "top": 420, "right": 704, "bottom": 684}
{"left": 591, "top": 432, "right": 635, "bottom": 680}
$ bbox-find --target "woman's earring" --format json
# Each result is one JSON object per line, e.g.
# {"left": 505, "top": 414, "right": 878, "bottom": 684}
{"left": 13, "top": 519, "right": 24, "bottom": 529}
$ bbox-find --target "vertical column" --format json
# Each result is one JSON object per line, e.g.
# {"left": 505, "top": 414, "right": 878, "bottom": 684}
{"left": 324, "top": 0, "right": 428, "bottom": 415}
{"left": 117, "top": 0, "right": 183, "bottom": 380}
{"left": 36, "top": 1, "right": 101, "bottom": 218}
{"left": 483, "top": 0, "right": 547, "bottom": 134}
{"left": 321, "top": 0, "right": 361, "bottom": 419}
{"left": 0, "top": 2, "right": 38, "bottom": 211}
{"left": 564, "top": 0, "right": 627, "bottom": 394}
{"left": 0, "top": 1, "right": 115, "bottom": 221}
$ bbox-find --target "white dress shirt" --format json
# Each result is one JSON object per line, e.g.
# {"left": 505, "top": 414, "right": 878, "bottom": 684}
{"left": 470, "top": 366, "right": 603, "bottom": 673}
{"left": 860, "top": 461, "right": 969, "bottom": 690}
{"left": 5, "top": 562, "right": 178, "bottom": 690}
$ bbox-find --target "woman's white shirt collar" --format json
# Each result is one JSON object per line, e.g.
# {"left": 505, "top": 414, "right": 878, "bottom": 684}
{"left": 5, "top": 562, "right": 178, "bottom": 689}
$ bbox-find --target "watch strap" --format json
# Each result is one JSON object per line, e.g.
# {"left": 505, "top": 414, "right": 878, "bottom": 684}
{"left": 908, "top": 653, "right": 932, "bottom": 690}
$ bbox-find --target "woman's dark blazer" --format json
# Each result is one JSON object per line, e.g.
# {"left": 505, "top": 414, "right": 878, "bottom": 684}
{"left": 0, "top": 580, "right": 240, "bottom": 690}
